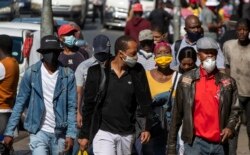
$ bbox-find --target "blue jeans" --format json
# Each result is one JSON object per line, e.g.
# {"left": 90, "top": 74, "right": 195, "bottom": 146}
{"left": 184, "top": 137, "right": 224, "bottom": 155}
{"left": 29, "top": 130, "right": 65, "bottom": 155}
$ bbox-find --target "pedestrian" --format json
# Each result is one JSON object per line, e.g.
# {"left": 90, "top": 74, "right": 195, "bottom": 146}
{"left": 74, "top": 34, "right": 111, "bottom": 155}
{"left": 78, "top": 35, "right": 153, "bottom": 155}
{"left": 58, "top": 24, "right": 89, "bottom": 71}
{"left": 174, "top": 46, "right": 197, "bottom": 155}
{"left": 223, "top": 18, "right": 250, "bottom": 154}
{"left": 169, "top": 15, "right": 225, "bottom": 72}
{"left": 151, "top": 25, "right": 168, "bottom": 44}
{"left": 148, "top": 0, "right": 172, "bottom": 36}
{"left": 200, "top": 0, "right": 222, "bottom": 40}
{"left": 143, "top": 42, "right": 177, "bottom": 155}
{"left": 167, "top": 37, "right": 241, "bottom": 155}
{"left": 3, "top": 35, "right": 77, "bottom": 155}
{"left": 92, "top": 0, "right": 104, "bottom": 24}
{"left": 188, "top": 0, "right": 202, "bottom": 17}
{"left": 125, "top": 3, "right": 151, "bottom": 43}
{"left": 0, "top": 35, "right": 19, "bottom": 136}
{"left": 137, "top": 29, "right": 156, "bottom": 70}
{"left": 176, "top": 46, "right": 197, "bottom": 74}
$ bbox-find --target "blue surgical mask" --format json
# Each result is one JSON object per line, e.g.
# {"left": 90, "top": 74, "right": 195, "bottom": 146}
{"left": 64, "top": 35, "right": 77, "bottom": 47}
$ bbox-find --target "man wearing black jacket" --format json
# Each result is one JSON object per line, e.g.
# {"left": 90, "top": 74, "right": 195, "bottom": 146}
{"left": 78, "top": 35, "right": 153, "bottom": 155}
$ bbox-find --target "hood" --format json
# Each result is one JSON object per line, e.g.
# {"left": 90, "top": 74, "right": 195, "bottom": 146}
{"left": 131, "top": 17, "right": 143, "bottom": 26}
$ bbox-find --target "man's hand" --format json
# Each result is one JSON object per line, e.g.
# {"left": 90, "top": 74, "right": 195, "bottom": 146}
{"left": 64, "top": 137, "right": 74, "bottom": 152}
{"left": 221, "top": 128, "right": 233, "bottom": 143}
{"left": 78, "top": 138, "right": 89, "bottom": 151}
{"left": 140, "top": 131, "right": 151, "bottom": 144}
{"left": 3, "top": 136, "right": 13, "bottom": 149}
{"left": 77, "top": 111, "right": 83, "bottom": 128}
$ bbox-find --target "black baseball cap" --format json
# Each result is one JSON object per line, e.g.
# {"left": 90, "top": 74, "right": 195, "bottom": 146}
{"left": 93, "top": 35, "right": 111, "bottom": 54}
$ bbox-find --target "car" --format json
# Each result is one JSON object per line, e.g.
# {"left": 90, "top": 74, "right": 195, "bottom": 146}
{"left": 0, "top": 0, "right": 19, "bottom": 21}
{"left": 87, "top": 0, "right": 93, "bottom": 18}
{"left": 0, "top": 22, "right": 40, "bottom": 31}
{"left": 30, "top": 0, "right": 88, "bottom": 28}
{"left": 18, "top": 0, "right": 31, "bottom": 14}
{"left": 103, "top": 0, "right": 156, "bottom": 29}
{"left": 141, "top": 0, "right": 156, "bottom": 18}
{"left": 103, "top": 0, "right": 129, "bottom": 28}
{"left": 12, "top": 17, "right": 69, "bottom": 29}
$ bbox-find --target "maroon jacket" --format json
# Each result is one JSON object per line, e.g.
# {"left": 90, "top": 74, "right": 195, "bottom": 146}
{"left": 125, "top": 17, "right": 151, "bottom": 43}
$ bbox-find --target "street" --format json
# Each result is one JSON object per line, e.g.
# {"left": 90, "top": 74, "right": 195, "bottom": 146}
{"left": 83, "top": 19, "right": 124, "bottom": 53}
{"left": 10, "top": 19, "right": 249, "bottom": 155}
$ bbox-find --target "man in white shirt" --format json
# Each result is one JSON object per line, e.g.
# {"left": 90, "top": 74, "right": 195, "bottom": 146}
{"left": 4, "top": 35, "right": 77, "bottom": 155}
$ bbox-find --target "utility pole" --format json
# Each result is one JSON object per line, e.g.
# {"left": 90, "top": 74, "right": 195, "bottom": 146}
{"left": 173, "top": 0, "right": 181, "bottom": 42}
{"left": 41, "top": 0, "right": 54, "bottom": 38}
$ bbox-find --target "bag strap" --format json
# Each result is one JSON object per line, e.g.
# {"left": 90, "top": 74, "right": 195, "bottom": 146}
{"left": 166, "top": 72, "right": 179, "bottom": 111}
{"left": 174, "top": 39, "right": 182, "bottom": 62}
{"left": 94, "top": 64, "right": 107, "bottom": 103}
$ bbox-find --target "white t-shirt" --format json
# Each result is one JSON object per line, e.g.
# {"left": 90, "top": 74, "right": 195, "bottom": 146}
{"left": 0, "top": 62, "right": 5, "bottom": 80}
{"left": 40, "top": 64, "right": 58, "bottom": 133}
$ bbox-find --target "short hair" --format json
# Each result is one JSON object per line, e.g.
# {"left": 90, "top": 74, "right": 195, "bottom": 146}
{"left": 151, "top": 25, "right": 166, "bottom": 34}
{"left": 114, "top": 35, "right": 136, "bottom": 55}
{"left": 236, "top": 18, "right": 250, "bottom": 30}
{"left": 178, "top": 46, "right": 197, "bottom": 62}
{"left": 0, "top": 35, "right": 13, "bottom": 53}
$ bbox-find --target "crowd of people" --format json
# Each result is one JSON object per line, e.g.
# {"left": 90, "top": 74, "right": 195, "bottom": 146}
{"left": 0, "top": 0, "right": 250, "bottom": 155}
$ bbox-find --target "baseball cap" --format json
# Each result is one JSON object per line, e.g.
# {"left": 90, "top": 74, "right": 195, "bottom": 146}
{"left": 189, "top": 0, "right": 198, "bottom": 4}
{"left": 139, "top": 29, "right": 153, "bottom": 41}
{"left": 93, "top": 35, "right": 111, "bottom": 54}
{"left": 37, "top": 35, "right": 63, "bottom": 53}
{"left": 196, "top": 37, "right": 219, "bottom": 51}
{"left": 0, "top": 35, "right": 12, "bottom": 52}
{"left": 133, "top": 3, "right": 143, "bottom": 12}
{"left": 205, "top": 0, "right": 220, "bottom": 6}
{"left": 58, "top": 24, "right": 77, "bottom": 37}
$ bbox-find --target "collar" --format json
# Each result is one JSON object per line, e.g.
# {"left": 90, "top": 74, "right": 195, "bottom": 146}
{"left": 199, "top": 66, "right": 219, "bottom": 79}
{"left": 139, "top": 49, "right": 153, "bottom": 59}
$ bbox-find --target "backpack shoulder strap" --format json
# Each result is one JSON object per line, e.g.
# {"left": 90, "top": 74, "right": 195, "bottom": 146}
{"left": 174, "top": 39, "right": 182, "bottom": 60}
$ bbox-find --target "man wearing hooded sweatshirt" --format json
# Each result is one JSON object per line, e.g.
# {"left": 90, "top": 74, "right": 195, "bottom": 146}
{"left": 125, "top": 3, "right": 151, "bottom": 43}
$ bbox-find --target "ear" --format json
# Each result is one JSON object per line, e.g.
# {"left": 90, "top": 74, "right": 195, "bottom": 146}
{"left": 184, "top": 27, "right": 187, "bottom": 32}
{"left": 162, "top": 33, "right": 168, "bottom": 40}
{"left": 118, "top": 50, "right": 124, "bottom": 57}
{"left": 197, "top": 52, "right": 201, "bottom": 60}
{"left": 59, "top": 36, "right": 64, "bottom": 42}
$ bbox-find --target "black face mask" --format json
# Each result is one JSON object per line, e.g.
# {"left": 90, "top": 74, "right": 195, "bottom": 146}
{"left": 42, "top": 51, "right": 60, "bottom": 67}
{"left": 94, "top": 53, "right": 110, "bottom": 63}
{"left": 186, "top": 31, "right": 203, "bottom": 42}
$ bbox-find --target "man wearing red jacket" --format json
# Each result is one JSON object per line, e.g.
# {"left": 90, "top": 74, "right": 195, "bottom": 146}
{"left": 125, "top": 3, "right": 151, "bottom": 43}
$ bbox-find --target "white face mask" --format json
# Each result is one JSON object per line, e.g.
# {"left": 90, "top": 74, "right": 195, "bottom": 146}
{"left": 140, "top": 49, "right": 153, "bottom": 59}
{"left": 122, "top": 53, "right": 138, "bottom": 68}
{"left": 202, "top": 57, "right": 216, "bottom": 73}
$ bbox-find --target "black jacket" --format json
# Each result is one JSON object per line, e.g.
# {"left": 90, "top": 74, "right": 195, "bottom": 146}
{"left": 78, "top": 61, "right": 153, "bottom": 142}
{"left": 167, "top": 68, "right": 241, "bottom": 155}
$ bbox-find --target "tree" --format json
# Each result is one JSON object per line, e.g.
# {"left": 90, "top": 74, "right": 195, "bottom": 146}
{"left": 173, "top": 0, "right": 181, "bottom": 41}
{"left": 41, "top": 0, "right": 54, "bottom": 38}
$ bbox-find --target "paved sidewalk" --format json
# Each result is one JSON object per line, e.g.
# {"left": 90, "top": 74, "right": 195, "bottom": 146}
{"left": 13, "top": 126, "right": 250, "bottom": 155}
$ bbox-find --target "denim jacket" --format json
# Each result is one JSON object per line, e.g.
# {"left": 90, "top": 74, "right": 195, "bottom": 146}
{"left": 4, "top": 61, "right": 77, "bottom": 138}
